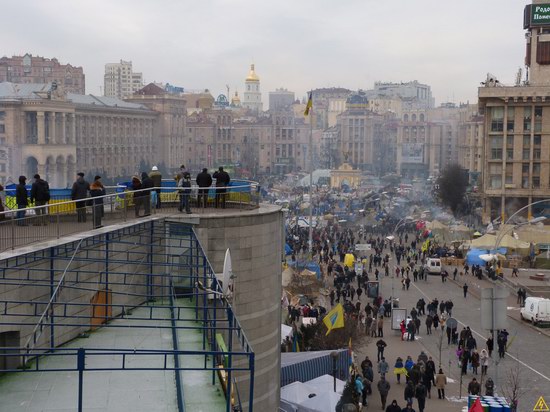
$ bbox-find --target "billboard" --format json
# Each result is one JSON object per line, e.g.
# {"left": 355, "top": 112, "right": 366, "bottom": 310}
{"left": 401, "top": 143, "right": 424, "bottom": 163}
{"left": 531, "top": 4, "right": 550, "bottom": 26}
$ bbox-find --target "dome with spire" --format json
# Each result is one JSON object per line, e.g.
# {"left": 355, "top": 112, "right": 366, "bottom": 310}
{"left": 231, "top": 91, "right": 241, "bottom": 106}
{"left": 245, "top": 64, "right": 260, "bottom": 82}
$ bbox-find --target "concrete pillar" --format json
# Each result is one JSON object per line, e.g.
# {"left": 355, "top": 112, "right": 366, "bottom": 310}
{"left": 70, "top": 114, "right": 76, "bottom": 144}
{"left": 58, "top": 161, "right": 67, "bottom": 188}
{"left": 61, "top": 113, "right": 67, "bottom": 144}
{"left": 49, "top": 112, "right": 56, "bottom": 144}
{"left": 37, "top": 112, "right": 45, "bottom": 145}
{"left": 501, "top": 195, "right": 506, "bottom": 223}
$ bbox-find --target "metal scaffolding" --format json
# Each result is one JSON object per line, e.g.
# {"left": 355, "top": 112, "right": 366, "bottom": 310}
{"left": 0, "top": 220, "right": 255, "bottom": 412}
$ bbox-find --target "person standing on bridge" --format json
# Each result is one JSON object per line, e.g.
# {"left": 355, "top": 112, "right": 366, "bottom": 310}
{"left": 89, "top": 175, "right": 106, "bottom": 229}
{"left": 149, "top": 166, "right": 162, "bottom": 209}
{"left": 196, "top": 168, "right": 212, "bottom": 208}
{"left": 30, "top": 174, "right": 50, "bottom": 226}
{"left": 213, "top": 166, "right": 230, "bottom": 209}
{"left": 16, "top": 176, "right": 28, "bottom": 225}
{"left": 71, "top": 172, "right": 90, "bottom": 223}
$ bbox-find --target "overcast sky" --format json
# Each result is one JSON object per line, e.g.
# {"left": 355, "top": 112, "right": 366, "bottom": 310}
{"left": 2, "top": 0, "right": 529, "bottom": 105}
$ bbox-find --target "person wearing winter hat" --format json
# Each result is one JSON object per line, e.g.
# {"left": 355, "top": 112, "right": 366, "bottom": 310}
{"left": 149, "top": 165, "right": 162, "bottom": 209}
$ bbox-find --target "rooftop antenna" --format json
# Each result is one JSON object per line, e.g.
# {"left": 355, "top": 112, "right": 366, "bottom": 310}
{"left": 226, "top": 84, "right": 230, "bottom": 101}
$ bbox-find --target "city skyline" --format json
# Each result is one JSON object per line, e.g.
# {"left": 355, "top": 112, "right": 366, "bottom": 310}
{"left": 2, "top": 0, "right": 527, "bottom": 104}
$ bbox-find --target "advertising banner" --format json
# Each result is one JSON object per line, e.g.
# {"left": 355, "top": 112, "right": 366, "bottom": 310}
{"left": 532, "top": 3, "right": 550, "bottom": 26}
{"left": 401, "top": 143, "right": 424, "bottom": 163}
{"left": 391, "top": 308, "right": 407, "bottom": 330}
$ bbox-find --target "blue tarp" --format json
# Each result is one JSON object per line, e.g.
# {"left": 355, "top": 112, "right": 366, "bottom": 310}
{"left": 466, "top": 248, "right": 507, "bottom": 266}
{"left": 285, "top": 243, "right": 292, "bottom": 255}
{"left": 281, "top": 349, "right": 349, "bottom": 387}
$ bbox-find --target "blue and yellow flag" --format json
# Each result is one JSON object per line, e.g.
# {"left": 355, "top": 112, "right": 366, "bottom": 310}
{"left": 323, "top": 303, "right": 344, "bottom": 335}
{"left": 304, "top": 92, "right": 313, "bottom": 116}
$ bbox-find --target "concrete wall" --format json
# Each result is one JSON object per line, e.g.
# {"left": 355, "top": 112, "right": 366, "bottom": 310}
{"left": 193, "top": 204, "right": 283, "bottom": 412}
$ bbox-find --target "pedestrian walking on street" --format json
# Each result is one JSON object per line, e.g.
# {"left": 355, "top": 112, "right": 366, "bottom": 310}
{"left": 394, "top": 357, "right": 406, "bottom": 384}
{"left": 435, "top": 369, "right": 447, "bottom": 399}
{"left": 415, "top": 381, "right": 427, "bottom": 412}
{"left": 378, "top": 357, "right": 389, "bottom": 378}
{"left": 467, "top": 377, "right": 481, "bottom": 395}
{"left": 377, "top": 375, "right": 391, "bottom": 410}
{"left": 376, "top": 338, "right": 387, "bottom": 361}
{"left": 377, "top": 315, "right": 384, "bottom": 337}
{"left": 480, "top": 349, "right": 489, "bottom": 375}
{"left": 425, "top": 314, "right": 432, "bottom": 335}
{"left": 463, "top": 282, "right": 469, "bottom": 298}
{"left": 485, "top": 377, "right": 495, "bottom": 396}
{"left": 486, "top": 336, "right": 494, "bottom": 357}
{"left": 385, "top": 399, "right": 401, "bottom": 412}
{"left": 402, "top": 403, "right": 416, "bottom": 412}
{"left": 404, "top": 381, "right": 415, "bottom": 406}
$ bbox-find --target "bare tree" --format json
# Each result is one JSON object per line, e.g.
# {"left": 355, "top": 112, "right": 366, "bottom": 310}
{"left": 501, "top": 362, "right": 527, "bottom": 412}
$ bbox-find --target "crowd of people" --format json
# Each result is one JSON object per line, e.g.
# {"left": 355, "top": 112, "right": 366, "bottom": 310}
{"left": 9, "top": 164, "right": 232, "bottom": 228}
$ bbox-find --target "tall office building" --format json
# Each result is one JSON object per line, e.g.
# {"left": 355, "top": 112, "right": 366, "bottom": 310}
{"left": 479, "top": 0, "right": 550, "bottom": 222}
{"left": 104, "top": 60, "right": 143, "bottom": 99}
{"left": 269, "top": 88, "right": 294, "bottom": 110}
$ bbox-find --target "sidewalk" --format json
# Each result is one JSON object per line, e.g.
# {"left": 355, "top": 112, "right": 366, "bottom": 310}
{"left": 354, "top": 326, "right": 466, "bottom": 412}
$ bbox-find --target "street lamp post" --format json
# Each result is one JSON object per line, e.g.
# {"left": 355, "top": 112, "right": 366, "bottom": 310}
{"left": 330, "top": 351, "right": 339, "bottom": 392}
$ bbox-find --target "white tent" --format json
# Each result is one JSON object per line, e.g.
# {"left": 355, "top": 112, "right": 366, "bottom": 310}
{"left": 305, "top": 374, "right": 346, "bottom": 395}
{"left": 297, "top": 390, "right": 342, "bottom": 412}
{"left": 281, "top": 381, "right": 319, "bottom": 405}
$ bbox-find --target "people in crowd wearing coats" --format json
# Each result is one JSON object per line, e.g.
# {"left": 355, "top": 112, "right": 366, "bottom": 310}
{"left": 130, "top": 176, "right": 144, "bottom": 217}
{"left": 30, "top": 174, "right": 50, "bottom": 225}
{"left": 71, "top": 172, "right": 89, "bottom": 222}
{"left": 435, "top": 369, "right": 447, "bottom": 399}
{"left": 385, "top": 399, "right": 401, "bottom": 412}
{"left": 394, "top": 357, "right": 406, "bottom": 384}
{"left": 196, "top": 168, "right": 212, "bottom": 208}
{"left": 149, "top": 166, "right": 162, "bottom": 209}
{"left": 467, "top": 377, "right": 481, "bottom": 395}
{"left": 377, "top": 375, "right": 391, "bottom": 410}
{"left": 480, "top": 349, "right": 489, "bottom": 375}
{"left": 179, "top": 172, "right": 192, "bottom": 214}
{"left": 213, "top": 166, "right": 230, "bottom": 208}
{"left": 378, "top": 357, "right": 389, "bottom": 378}
{"left": 16, "top": 176, "right": 28, "bottom": 225}
{"left": 404, "top": 380, "right": 415, "bottom": 406}
{"left": 89, "top": 176, "right": 106, "bottom": 229}
{"left": 415, "top": 382, "right": 427, "bottom": 412}
{"left": 140, "top": 172, "right": 154, "bottom": 216}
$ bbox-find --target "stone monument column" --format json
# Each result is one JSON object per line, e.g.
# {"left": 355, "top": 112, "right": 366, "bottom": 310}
{"left": 49, "top": 112, "right": 56, "bottom": 144}
{"left": 61, "top": 113, "right": 67, "bottom": 144}
{"left": 37, "top": 112, "right": 45, "bottom": 145}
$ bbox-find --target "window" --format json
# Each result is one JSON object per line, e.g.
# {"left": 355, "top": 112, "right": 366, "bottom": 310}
{"left": 506, "top": 135, "right": 514, "bottom": 146}
{"left": 522, "top": 177, "right": 530, "bottom": 189}
{"left": 505, "top": 163, "right": 513, "bottom": 184}
{"left": 534, "top": 148, "right": 541, "bottom": 159}
{"left": 490, "top": 175, "right": 502, "bottom": 189}
{"left": 523, "top": 135, "right": 531, "bottom": 147}
{"left": 0, "top": 124, "right": 4, "bottom": 134}
{"left": 491, "top": 107, "right": 504, "bottom": 132}
{"left": 507, "top": 107, "right": 515, "bottom": 132}
{"left": 535, "top": 106, "right": 543, "bottom": 118}
{"left": 506, "top": 149, "right": 514, "bottom": 160}
{"left": 490, "top": 136, "right": 503, "bottom": 159}
{"left": 523, "top": 149, "right": 530, "bottom": 160}
{"left": 522, "top": 163, "right": 530, "bottom": 174}
{"left": 533, "top": 163, "right": 541, "bottom": 175}
{"left": 533, "top": 176, "right": 541, "bottom": 188}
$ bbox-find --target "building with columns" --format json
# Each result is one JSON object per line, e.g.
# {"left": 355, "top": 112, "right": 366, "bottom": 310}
{"left": 478, "top": 0, "right": 550, "bottom": 222}
{"left": 242, "top": 64, "right": 263, "bottom": 113}
{"left": 0, "top": 82, "right": 157, "bottom": 186}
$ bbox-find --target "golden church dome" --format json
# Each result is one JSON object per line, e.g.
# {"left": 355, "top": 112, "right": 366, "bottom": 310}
{"left": 245, "top": 64, "right": 260, "bottom": 82}
{"left": 231, "top": 91, "right": 241, "bottom": 105}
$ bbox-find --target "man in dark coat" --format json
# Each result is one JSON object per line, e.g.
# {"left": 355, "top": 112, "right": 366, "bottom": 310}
{"left": 140, "top": 172, "right": 154, "bottom": 216}
{"left": 149, "top": 166, "right": 162, "bottom": 209}
{"left": 16, "top": 176, "right": 28, "bottom": 225}
{"left": 213, "top": 166, "right": 230, "bottom": 208}
{"left": 196, "top": 168, "right": 212, "bottom": 208}
{"left": 89, "top": 175, "right": 106, "bottom": 229}
{"left": 30, "top": 174, "right": 50, "bottom": 225}
{"left": 71, "top": 172, "right": 90, "bottom": 222}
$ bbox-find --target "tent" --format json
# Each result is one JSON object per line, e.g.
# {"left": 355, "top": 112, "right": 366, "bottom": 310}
{"left": 297, "top": 390, "right": 342, "bottom": 412}
{"left": 281, "top": 349, "right": 349, "bottom": 387}
{"left": 281, "top": 381, "right": 318, "bottom": 405}
{"left": 427, "top": 220, "right": 447, "bottom": 230}
{"left": 496, "top": 234, "right": 530, "bottom": 250}
{"left": 468, "top": 234, "right": 497, "bottom": 249}
{"left": 305, "top": 374, "right": 346, "bottom": 395}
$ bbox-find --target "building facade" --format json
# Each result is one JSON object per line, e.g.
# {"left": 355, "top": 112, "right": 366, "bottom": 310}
{"left": 104, "top": 60, "right": 143, "bottom": 99}
{"left": 0, "top": 54, "right": 85, "bottom": 94}
{"left": 268, "top": 88, "right": 294, "bottom": 110}
{"left": 372, "top": 80, "right": 434, "bottom": 109}
{"left": 0, "top": 82, "right": 157, "bottom": 186}
{"left": 242, "top": 64, "right": 263, "bottom": 113}
{"left": 479, "top": 0, "right": 550, "bottom": 222}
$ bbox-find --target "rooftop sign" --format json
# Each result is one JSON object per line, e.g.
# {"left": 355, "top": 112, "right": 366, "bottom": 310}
{"left": 532, "top": 4, "right": 550, "bottom": 26}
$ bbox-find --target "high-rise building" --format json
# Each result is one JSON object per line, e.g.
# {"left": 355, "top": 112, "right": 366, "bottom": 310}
{"left": 372, "top": 80, "right": 434, "bottom": 109}
{"left": 0, "top": 54, "right": 85, "bottom": 94}
{"left": 478, "top": 0, "right": 550, "bottom": 222}
{"left": 104, "top": 60, "right": 143, "bottom": 99}
{"left": 242, "top": 64, "right": 263, "bottom": 113}
{"left": 268, "top": 88, "right": 294, "bottom": 110}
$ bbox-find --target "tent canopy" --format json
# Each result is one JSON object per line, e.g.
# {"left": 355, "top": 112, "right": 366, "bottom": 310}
{"left": 296, "top": 390, "right": 342, "bottom": 412}
{"left": 281, "top": 381, "right": 318, "bottom": 405}
{"left": 281, "top": 324, "right": 294, "bottom": 343}
{"left": 426, "top": 220, "right": 448, "bottom": 230}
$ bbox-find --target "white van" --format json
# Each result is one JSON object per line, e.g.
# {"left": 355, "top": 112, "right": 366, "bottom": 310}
{"left": 424, "top": 258, "right": 442, "bottom": 275}
{"left": 521, "top": 297, "right": 550, "bottom": 325}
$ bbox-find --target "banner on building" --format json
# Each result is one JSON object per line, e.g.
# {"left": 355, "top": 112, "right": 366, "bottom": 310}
{"left": 401, "top": 143, "right": 424, "bottom": 163}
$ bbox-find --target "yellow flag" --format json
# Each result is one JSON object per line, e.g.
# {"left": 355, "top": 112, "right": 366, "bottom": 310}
{"left": 304, "top": 92, "right": 313, "bottom": 116}
{"left": 323, "top": 303, "right": 345, "bottom": 335}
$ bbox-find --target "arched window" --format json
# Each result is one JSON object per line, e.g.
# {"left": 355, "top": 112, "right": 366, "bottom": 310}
{"left": 412, "top": 114, "right": 417, "bottom": 122}
{"left": 404, "top": 114, "right": 409, "bottom": 122}
{"left": 420, "top": 114, "right": 425, "bottom": 122}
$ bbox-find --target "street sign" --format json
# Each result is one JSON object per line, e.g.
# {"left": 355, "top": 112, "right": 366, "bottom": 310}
{"left": 355, "top": 244, "right": 372, "bottom": 251}
{"left": 446, "top": 317, "right": 458, "bottom": 329}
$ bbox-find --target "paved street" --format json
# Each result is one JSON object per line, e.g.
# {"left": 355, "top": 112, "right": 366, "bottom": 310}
{"left": 352, "top": 266, "right": 550, "bottom": 412}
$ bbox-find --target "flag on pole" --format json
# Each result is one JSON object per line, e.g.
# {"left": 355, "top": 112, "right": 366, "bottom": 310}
{"left": 304, "top": 92, "right": 313, "bottom": 116}
{"left": 468, "top": 398, "right": 484, "bottom": 412}
{"left": 323, "top": 303, "right": 344, "bottom": 335}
